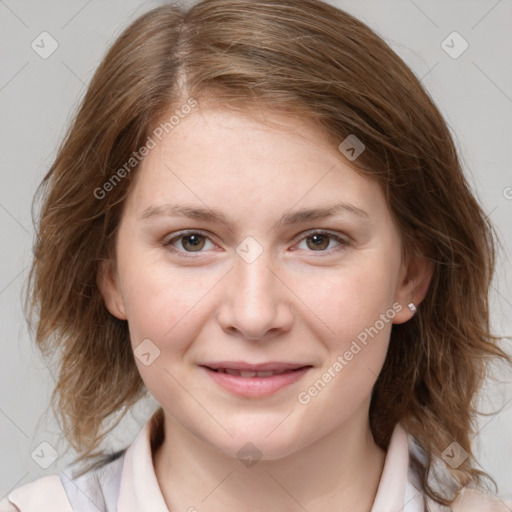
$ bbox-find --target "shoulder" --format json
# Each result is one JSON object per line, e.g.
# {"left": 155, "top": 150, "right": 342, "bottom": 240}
{"left": 450, "top": 487, "right": 512, "bottom": 512}
{"left": 418, "top": 487, "right": 512, "bottom": 512}
{"left": 407, "top": 487, "right": 512, "bottom": 512}
{"left": 60, "top": 450, "right": 125, "bottom": 511}
{"left": 1, "top": 475, "right": 72, "bottom": 512}
{"left": 2, "top": 450, "right": 126, "bottom": 512}
{"left": 404, "top": 429, "right": 511, "bottom": 512}
{"left": 0, "top": 497, "right": 19, "bottom": 512}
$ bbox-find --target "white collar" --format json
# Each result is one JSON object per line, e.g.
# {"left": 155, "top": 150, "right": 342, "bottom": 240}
{"left": 117, "top": 410, "right": 420, "bottom": 512}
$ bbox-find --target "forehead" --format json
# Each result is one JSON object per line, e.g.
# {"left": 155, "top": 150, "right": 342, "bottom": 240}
{"left": 124, "top": 107, "right": 387, "bottom": 225}
{"left": 159, "top": 106, "right": 342, "bottom": 164}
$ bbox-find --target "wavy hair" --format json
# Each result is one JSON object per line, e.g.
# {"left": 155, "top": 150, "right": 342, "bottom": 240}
{"left": 24, "top": 0, "right": 510, "bottom": 508}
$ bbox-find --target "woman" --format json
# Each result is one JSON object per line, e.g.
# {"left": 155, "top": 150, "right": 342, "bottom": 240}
{"left": 2, "top": 0, "right": 510, "bottom": 510}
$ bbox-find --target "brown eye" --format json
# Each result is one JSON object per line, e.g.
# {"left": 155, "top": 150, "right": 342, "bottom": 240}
{"left": 306, "top": 234, "right": 330, "bottom": 251}
{"left": 296, "top": 231, "right": 350, "bottom": 254}
{"left": 164, "top": 231, "right": 215, "bottom": 254}
{"left": 180, "top": 234, "right": 206, "bottom": 252}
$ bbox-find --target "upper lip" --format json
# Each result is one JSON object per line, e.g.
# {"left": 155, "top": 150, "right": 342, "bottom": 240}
{"left": 201, "top": 361, "right": 311, "bottom": 372}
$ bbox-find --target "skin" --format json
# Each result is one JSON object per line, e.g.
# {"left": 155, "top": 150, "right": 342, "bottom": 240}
{"left": 99, "top": 105, "right": 432, "bottom": 512}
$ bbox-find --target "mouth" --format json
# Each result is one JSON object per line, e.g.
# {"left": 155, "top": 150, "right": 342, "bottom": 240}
{"left": 199, "top": 362, "right": 313, "bottom": 397}
{"left": 201, "top": 361, "right": 311, "bottom": 375}
{"left": 203, "top": 367, "right": 308, "bottom": 378}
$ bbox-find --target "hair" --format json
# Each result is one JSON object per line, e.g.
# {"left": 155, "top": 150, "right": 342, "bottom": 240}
{"left": 24, "top": 0, "right": 510, "bottom": 509}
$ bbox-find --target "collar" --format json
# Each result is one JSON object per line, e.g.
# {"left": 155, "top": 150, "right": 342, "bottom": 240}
{"left": 371, "top": 422, "right": 415, "bottom": 512}
{"left": 117, "top": 408, "right": 169, "bottom": 512}
{"left": 117, "top": 409, "right": 415, "bottom": 512}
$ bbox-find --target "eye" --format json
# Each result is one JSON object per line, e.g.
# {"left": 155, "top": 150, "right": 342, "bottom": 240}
{"left": 163, "top": 231, "right": 216, "bottom": 255}
{"left": 294, "top": 230, "right": 350, "bottom": 254}
{"left": 162, "top": 229, "right": 350, "bottom": 258}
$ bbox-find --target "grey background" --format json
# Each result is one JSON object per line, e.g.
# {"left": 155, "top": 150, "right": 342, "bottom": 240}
{"left": 1, "top": 0, "right": 511, "bottom": 502}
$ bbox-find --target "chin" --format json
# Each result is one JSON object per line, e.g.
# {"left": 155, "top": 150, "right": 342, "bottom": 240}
{"left": 208, "top": 425, "right": 308, "bottom": 463}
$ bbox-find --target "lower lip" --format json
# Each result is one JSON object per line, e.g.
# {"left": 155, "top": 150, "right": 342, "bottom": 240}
{"left": 201, "top": 366, "right": 311, "bottom": 398}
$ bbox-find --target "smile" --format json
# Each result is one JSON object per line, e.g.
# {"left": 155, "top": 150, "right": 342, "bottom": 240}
{"left": 211, "top": 368, "right": 290, "bottom": 377}
{"left": 200, "top": 363, "right": 312, "bottom": 397}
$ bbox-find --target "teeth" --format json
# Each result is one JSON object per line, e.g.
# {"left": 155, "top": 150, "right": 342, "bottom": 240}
{"left": 255, "top": 371, "right": 275, "bottom": 377}
{"left": 219, "top": 368, "right": 290, "bottom": 377}
{"left": 240, "top": 370, "right": 258, "bottom": 378}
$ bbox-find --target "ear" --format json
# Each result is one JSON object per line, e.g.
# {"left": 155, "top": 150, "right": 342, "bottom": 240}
{"left": 97, "top": 259, "right": 127, "bottom": 320}
{"left": 392, "top": 246, "right": 434, "bottom": 324}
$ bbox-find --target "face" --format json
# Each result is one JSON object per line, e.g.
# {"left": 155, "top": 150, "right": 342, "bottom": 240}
{"left": 99, "top": 105, "right": 424, "bottom": 460}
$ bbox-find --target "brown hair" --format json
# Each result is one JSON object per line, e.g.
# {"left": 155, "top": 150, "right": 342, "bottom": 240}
{"left": 24, "top": 0, "right": 510, "bottom": 508}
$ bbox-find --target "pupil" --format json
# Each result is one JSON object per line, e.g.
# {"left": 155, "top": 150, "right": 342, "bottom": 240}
{"left": 183, "top": 234, "right": 204, "bottom": 251}
{"left": 309, "top": 234, "right": 328, "bottom": 250}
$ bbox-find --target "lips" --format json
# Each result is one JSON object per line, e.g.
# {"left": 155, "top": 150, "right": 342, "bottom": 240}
{"left": 201, "top": 361, "right": 309, "bottom": 372}
{"left": 210, "top": 368, "right": 292, "bottom": 378}
{"left": 200, "top": 361, "right": 311, "bottom": 379}
{"left": 200, "top": 363, "right": 312, "bottom": 397}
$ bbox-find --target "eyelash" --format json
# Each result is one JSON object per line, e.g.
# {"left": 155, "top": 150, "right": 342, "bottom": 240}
{"left": 162, "top": 230, "right": 351, "bottom": 258}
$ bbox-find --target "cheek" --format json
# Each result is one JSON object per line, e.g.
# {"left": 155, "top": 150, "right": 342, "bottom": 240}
{"left": 121, "top": 250, "right": 205, "bottom": 327}
{"left": 119, "top": 258, "right": 223, "bottom": 377}
{"left": 296, "top": 280, "right": 393, "bottom": 427}
{"left": 121, "top": 264, "right": 208, "bottom": 408}
{"left": 291, "top": 254, "right": 397, "bottom": 406}
{"left": 294, "top": 259, "right": 397, "bottom": 343}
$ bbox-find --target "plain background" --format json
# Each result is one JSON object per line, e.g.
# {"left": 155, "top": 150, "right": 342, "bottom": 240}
{"left": 1, "top": 0, "right": 511, "bottom": 503}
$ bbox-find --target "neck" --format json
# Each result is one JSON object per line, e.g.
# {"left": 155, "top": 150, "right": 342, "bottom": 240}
{"left": 153, "top": 409, "right": 386, "bottom": 512}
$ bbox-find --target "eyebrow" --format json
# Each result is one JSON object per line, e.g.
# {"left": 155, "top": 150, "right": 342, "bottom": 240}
{"left": 139, "top": 201, "right": 371, "bottom": 229}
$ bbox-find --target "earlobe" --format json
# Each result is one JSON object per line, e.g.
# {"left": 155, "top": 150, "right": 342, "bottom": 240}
{"left": 97, "top": 259, "right": 127, "bottom": 320}
{"left": 393, "top": 251, "right": 434, "bottom": 325}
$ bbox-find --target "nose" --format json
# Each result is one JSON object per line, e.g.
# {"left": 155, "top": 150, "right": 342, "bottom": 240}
{"left": 216, "top": 250, "right": 294, "bottom": 341}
